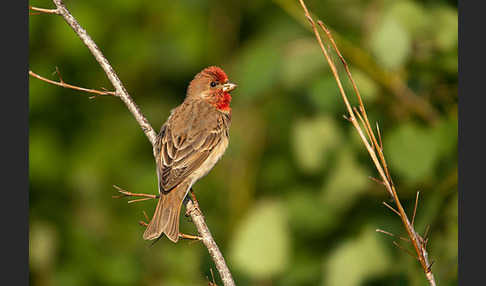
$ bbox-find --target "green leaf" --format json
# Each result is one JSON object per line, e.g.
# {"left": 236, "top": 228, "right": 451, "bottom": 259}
{"left": 323, "top": 227, "right": 391, "bottom": 286}
{"left": 230, "top": 200, "right": 290, "bottom": 279}
{"left": 370, "top": 16, "right": 411, "bottom": 70}
{"left": 292, "top": 116, "right": 342, "bottom": 173}
{"left": 385, "top": 123, "right": 441, "bottom": 183}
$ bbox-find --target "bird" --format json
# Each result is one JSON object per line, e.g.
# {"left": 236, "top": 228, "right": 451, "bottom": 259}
{"left": 143, "top": 66, "right": 237, "bottom": 243}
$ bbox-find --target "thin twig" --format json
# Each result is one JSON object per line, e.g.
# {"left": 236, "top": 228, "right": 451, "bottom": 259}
{"left": 29, "top": 70, "right": 116, "bottom": 97}
{"left": 29, "top": 6, "right": 60, "bottom": 15}
{"left": 179, "top": 233, "right": 203, "bottom": 241}
{"left": 120, "top": 192, "right": 203, "bottom": 241}
{"left": 208, "top": 268, "right": 218, "bottom": 286}
{"left": 298, "top": 1, "right": 436, "bottom": 285}
{"left": 112, "top": 185, "right": 159, "bottom": 200}
{"left": 32, "top": 1, "right": 236, "bottom": 285}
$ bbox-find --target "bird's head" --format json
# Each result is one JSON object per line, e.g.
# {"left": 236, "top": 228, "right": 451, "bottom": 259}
{"left": 186, "top": 66, "right": 237, "bottom": 112}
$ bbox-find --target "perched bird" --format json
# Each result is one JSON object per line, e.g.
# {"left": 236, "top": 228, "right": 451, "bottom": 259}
{"left": 143, "top": 66, "right": 237, "bottom": 242}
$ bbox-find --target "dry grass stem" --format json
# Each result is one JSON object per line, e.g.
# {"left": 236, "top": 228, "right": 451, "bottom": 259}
{"left": 298, "top": 1, "right": 436, "bottom": 285}
{"left": 412, "top": 191, "right": 420, "bottom": 227}
{"left": 382, "top": 201, "right": 401, "bottom": 217}
{"left": 376, "top": 228, "right": 409, "bottom": 242}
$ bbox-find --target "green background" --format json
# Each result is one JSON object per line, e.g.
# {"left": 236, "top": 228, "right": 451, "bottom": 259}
{"left": 29, "top": 0, "right": 457, "bottom": 285}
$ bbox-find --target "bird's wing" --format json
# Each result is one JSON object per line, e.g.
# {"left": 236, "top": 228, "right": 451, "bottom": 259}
{"left": 155, "top": 102, "right": 229, "bottom": 192}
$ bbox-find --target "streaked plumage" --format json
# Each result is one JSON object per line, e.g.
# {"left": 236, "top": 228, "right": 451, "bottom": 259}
{"left": 143, "top": 66, "right": 236, "bottom": 242}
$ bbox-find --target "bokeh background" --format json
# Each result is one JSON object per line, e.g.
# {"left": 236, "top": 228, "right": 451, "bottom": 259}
{"left": 29, "top": 0, "right": 457, "bottom": 285}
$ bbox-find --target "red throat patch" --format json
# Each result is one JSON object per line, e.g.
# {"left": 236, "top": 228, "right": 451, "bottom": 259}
{"left": 216, "top": 92, "right": 232, "bottom": 112}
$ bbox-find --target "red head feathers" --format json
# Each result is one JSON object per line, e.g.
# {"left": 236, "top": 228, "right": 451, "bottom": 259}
{"left": 186, "top": 66, "right": 236, "bottom": 113}
{"left": 201, "top": 66, "right": 228, "bottom": 83}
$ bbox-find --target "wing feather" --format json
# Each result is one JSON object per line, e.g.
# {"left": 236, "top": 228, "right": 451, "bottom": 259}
{"left": 155, "top": 101, "right": 229, "bottom": 192}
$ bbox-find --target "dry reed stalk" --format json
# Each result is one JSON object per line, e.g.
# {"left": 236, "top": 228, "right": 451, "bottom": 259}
{"left": 298, "top": 1, "right": 436, "bottom": 285}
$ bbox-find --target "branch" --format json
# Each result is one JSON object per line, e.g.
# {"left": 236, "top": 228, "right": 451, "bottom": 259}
{"left": 187, "top": 192, "right": 235, "bottom": 286}
{"left": 29, "top": 5, "right": 60, "bottom": 15}
{"left": 298, "top": 1, "right": 436, "bottom": 285}
{"left": 29, "top": 69, "right": 116, "bottom": 98}
{"left": 31, "top": 1, "right": 236, "bottom": 285}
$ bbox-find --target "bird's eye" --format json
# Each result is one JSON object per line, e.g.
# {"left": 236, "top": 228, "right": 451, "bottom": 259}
{"left": 210, "top": 81, "right": 217, "bottom": 87}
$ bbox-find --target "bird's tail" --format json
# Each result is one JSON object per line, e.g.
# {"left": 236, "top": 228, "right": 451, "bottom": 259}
{"left": 143, "top": 182, "right": 189, "bottom": 242}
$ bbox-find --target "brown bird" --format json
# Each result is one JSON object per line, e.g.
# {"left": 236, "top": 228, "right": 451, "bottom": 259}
{"left": 143, "top": 66, "right": 237, "bottom": 242}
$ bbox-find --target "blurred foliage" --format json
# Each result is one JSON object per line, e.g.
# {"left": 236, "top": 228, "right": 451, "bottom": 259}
{"left": 29, "top": 0, "right": 457, "bottom": 285}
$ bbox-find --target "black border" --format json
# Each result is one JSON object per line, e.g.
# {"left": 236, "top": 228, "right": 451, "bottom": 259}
{"left": 458, "top": 1, "right": 485, "bottom": 285}
{"left": 3, "top": 0, "right": 29, "bottom": 284}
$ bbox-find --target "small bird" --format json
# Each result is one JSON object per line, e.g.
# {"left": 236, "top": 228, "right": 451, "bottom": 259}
{"left": 143, "top": 66, "right": 237, "bottom": 242}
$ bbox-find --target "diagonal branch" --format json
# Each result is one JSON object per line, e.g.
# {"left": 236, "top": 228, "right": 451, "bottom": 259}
{"left": 30, "top": 1, "right": 236, "bottom": 285}
{"left": 298, "top": 1, "right": 436, "bottom": 285}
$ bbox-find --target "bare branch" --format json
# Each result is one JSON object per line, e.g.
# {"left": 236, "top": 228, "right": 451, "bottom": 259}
{"left": 29, "top": 70, "right": 116, "bottom": 97}
{"left": 29, "top": 5, "right": 60, "bottom": 15}
{"left": 112, "top": 185, "right": 159, "bottom": 200}
{"left": 187, "top": 191, "right": 235, "bottom": 286}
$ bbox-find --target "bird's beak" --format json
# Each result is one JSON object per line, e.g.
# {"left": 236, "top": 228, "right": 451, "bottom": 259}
{"left": 222, "top": 82, "right": 237, "bottom": 92}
